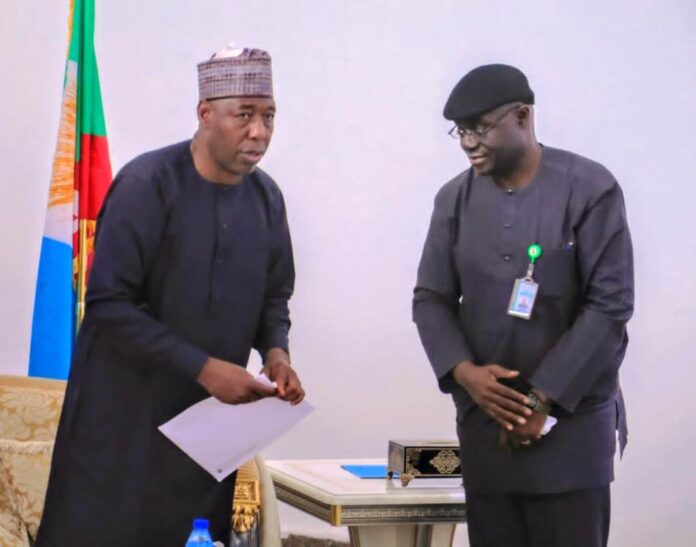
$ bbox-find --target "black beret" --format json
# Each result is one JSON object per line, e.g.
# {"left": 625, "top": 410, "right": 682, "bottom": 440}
{"left": 443, "top": 64, "right": 534, "bottom": 121}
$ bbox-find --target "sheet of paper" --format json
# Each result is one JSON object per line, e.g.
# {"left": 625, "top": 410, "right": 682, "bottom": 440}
{"left": 159, "top": 375, "right": 313, "bottom": 482}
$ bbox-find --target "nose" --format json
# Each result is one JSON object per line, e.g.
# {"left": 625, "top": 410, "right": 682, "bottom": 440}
{"left": 247, "top": 117, "right": 270, "bottom": 140}
{"left": 460, "top": 132, "right": 480, "bottom": 152}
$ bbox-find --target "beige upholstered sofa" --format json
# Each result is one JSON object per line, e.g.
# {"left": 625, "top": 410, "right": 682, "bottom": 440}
{"left": 0, "top": 375, "right": 281, "bottom": 547}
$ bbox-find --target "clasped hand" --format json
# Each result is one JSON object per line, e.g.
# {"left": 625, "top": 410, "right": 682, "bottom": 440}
{"left": 453, "top": 361, "right": 532, "bottom": 430}
{"left": 453, "top": 361, "right": 547, "bottom": 447}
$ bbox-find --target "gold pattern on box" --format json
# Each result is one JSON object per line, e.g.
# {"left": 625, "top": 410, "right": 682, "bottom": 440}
{"left": 430, "top": 449, "right": 460, "bottom": 474}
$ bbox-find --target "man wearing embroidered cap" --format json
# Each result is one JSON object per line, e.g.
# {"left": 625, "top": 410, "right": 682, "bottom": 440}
{"left": 413, "top": 64, "right": 634, "bottom": 546}
{"left": 37, "top": 45, "right": 304, "bottom": 546}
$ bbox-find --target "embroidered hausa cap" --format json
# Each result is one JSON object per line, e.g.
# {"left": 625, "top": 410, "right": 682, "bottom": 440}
{"left": 197, "top": 42, "right": 273, "bottom": 101}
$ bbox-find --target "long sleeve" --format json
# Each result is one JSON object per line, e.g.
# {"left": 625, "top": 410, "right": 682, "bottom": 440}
{"left": 530, "top": 182, "right": 634, "bottom": 413}
{"left": 85, "top": 169, "right": 209, "bottom": 380}
{"left": 253, "top": 194, "right": 295, "bottom": 359}
{"left": 413, "top": 181, "right": 474, "bottom": 391}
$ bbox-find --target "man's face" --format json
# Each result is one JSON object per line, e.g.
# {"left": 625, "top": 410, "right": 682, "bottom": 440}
{"left": 198, "top": 96, "right": 276, "bottom": 180}
{"left": 455, "top": 102, "right": 528, "bottom": 177}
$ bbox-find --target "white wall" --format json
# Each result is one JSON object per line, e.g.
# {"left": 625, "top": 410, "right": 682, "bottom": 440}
{"left": 1, "top": 1, "right": 694, "bottom": 545}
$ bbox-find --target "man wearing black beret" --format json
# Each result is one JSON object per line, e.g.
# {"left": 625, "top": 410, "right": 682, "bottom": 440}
{"left": 413, "top": 64, "right": 633, "bottom": 546}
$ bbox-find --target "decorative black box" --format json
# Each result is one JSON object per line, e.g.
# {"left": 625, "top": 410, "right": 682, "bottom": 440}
{"left": 387, "top": 440, "right": 462, "bottom": 486}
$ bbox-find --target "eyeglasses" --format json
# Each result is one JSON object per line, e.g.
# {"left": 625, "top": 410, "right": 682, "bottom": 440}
{"left": 448, "top": 103, "right": 521, "bottom": 140}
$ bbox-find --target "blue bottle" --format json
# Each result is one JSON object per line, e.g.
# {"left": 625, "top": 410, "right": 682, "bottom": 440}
{"left": 185, "top": 518, "right": 214, "bottom": 546}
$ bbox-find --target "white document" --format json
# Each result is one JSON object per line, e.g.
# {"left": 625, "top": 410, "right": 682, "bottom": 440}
{"left": 159, "top": 375, "right": 313, "bottom": 482}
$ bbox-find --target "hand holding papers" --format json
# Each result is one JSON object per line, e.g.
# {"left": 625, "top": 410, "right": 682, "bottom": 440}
{"left": 197, "top": 357, "right": 278, "bottom": 404}
{"left": 159, "top": 374, "right": 313, "bottom": 482}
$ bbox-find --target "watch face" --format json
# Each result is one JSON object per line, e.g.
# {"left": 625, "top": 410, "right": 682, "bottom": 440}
{"left": 527, "top": 393, "right": 539, "bottom": 409}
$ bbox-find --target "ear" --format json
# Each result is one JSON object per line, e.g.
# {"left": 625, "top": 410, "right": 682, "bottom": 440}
{"left": 197, "top": 100, "right": 212, "bottom": 124}
{"left": 516, "top": 105, "right": 531, "bottom": 128}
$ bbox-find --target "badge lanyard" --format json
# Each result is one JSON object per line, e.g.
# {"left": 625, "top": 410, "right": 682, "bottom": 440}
{"left": 507, "top": 243, "right": 543, "bottom": 320}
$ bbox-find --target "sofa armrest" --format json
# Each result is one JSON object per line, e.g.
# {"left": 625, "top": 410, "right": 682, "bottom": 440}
{"left": 254, "top": 456, "right": 281, "bottom": 547}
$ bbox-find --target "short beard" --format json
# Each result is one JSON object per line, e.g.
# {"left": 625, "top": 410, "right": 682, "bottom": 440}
{"left": 490, "top": 146, "right": 525, "bottom": 179}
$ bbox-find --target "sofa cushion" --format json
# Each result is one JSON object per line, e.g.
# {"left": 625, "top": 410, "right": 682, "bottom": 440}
{"left": 0, "top": 376, "right": 65, "bottom": 442}
{"left": 0, "top": 464, "right": 29, "bottom": 547}
{"left": 0, "top": 439, "right": 54, "bottom": 541}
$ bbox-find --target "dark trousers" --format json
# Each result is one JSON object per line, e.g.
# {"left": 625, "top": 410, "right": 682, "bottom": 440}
{"left": 466, "top": 486, "right": 610, "bottom": 547}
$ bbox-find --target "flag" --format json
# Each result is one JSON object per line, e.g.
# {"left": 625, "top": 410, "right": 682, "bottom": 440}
{"left": 29, "top": 0, "right": 112, "bottom": 379}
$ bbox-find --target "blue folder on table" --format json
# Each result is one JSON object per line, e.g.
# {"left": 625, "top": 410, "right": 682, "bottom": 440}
{"left": 341, "top": 464, "right": 398, "bottom": 479}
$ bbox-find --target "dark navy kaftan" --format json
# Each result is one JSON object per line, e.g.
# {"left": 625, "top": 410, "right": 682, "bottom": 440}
{"left": 37, "top": 140, "right": 294, "bottom": 546}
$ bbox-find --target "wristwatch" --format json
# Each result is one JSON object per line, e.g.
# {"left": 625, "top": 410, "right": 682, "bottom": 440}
{"left": 526, "top": 391, "right": 551, "bottom": 415}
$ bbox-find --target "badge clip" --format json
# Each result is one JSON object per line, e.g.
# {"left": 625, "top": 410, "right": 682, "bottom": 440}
{"left": 507, "top": 244, "right": 543, "bottom": 320}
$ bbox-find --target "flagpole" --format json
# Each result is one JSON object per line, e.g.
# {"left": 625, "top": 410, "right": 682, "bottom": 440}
{"left": 76, "top": 219, "right": 88, "bottom": 330}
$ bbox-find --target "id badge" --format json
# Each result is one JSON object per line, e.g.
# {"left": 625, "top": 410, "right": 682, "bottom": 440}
{"left": 507, "top": 277, "right": 539, "bottom": 320}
